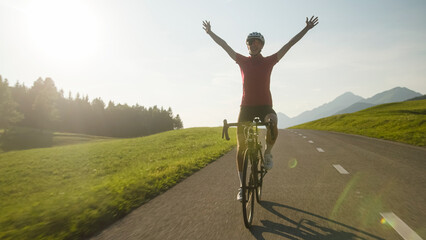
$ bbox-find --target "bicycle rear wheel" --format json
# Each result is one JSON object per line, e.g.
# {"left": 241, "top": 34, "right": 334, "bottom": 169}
{"left": 242, "top": 149, "right": 255, "bottom": 228}
{"left": 255, "top": 148, "right": 264, "bottom": 203}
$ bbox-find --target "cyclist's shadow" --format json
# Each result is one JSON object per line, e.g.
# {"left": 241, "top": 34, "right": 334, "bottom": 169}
{"left": 250, "top": 201, "right": 385, "bottom": 240}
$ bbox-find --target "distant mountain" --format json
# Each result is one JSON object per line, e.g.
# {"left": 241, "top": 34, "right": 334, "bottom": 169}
{"left": 335, "top": 102, "right": 375, "bottom": 115}
{"left": 363, "top": 87, "right": 421, "bottom": 104}
{"left": 277, "top": 112, "right": 290, "bottom": 122}
{"left": 337, "top": 87, "right": 422, "bottom": 114}
{"left": 277, "top": 87, "right": 423, "bottom": 129}
{"left": 407, "top": 95, "right": 426, "bottom": 101}
{"left": 277, "top": 92, "right": 363, "bottom": 129}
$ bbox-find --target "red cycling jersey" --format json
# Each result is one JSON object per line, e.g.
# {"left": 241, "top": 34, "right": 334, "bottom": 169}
{"left": 236, "top": 53, "right": 279, "bottom": 106}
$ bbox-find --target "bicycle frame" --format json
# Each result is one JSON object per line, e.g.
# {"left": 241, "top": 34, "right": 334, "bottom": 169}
{"left": 222, "top": 117, "right": 270, "bottom": 228}
{"left": 222, "top": 117, "right": 272, "bottom": 141}
{"left": 222, "top": 117, "right": 270, "bottom": 165}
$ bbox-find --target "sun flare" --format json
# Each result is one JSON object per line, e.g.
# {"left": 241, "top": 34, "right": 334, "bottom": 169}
{"left": 25, "top": 0, "right": 99, "bottom": 62}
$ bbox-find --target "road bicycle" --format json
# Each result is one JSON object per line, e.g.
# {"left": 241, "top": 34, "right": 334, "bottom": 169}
{"left": 222, "top": 117, "right": 271, "bottom": 228}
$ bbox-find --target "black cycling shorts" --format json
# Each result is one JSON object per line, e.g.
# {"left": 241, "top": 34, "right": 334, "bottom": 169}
{"left": 238, "top": 105, "right": 276, "bottom": 123}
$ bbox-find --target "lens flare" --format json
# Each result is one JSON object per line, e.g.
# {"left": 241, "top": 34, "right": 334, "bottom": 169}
{"left": 330, "top": 173, "right": 360, "bottom": 219}
{"left": 288, "top": 158, "right": 298, "bottom": 168}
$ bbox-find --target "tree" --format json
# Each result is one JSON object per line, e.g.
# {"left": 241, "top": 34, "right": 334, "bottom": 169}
{"left": 0, "top": 76, "right": 23, "bottom": 132}
{"left": 173, "top": 114, "right": 183, "bottom": 129}
{"left": 3, "top": 77, "right": 184, "bottom": 137}
{"left": 90, "top": 98, "right": 106, "bottom": 135}
{"left": 28, "top": 77, "right": 59, "bottom": 130}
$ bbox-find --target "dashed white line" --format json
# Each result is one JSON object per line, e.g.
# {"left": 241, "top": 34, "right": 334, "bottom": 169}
{"left": 303, "top": 136, "right": 307, "bottom": 138}
{"left": 333, "top": 164, "right": 349, "bottom": 174}
{"left": 308, "top": 140, "right": 314, "bottom": 144}
{"left": 380, "top": 212, "right": 423, "bottom": 240}
{"left": 316, "top": 147, "right": 325, "bottom": 152}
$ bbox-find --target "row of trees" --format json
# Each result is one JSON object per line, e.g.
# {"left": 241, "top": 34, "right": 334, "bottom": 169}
{"left": 0, "top": 75, "right": 183, "bottom": 138}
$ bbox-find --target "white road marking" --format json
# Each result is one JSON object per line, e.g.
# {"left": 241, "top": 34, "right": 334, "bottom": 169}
{"left": 316, "top": 147, "right": 325, "bottom": 152}
{"left": 308, "top": 140, "right": 314, "bottom": 144}
{"left": 303, "top": 136, "right": 307, "bottom": 138}
{"left": 333, "top": 164, "right": 349, "bottom": 174}
{"left": 380, "top": 212, "right": 423, "bottom": 240}
{"left": 298, "top": 134, "right": 302, "bottom": 136}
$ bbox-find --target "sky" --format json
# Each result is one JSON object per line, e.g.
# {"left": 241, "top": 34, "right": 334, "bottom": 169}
{"left": 1, "top": 0, "right": 425, "bottom": 128}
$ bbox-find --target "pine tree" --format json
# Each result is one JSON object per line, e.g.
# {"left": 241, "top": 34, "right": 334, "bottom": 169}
{"left": 173, "top": 114, "right": 183, "bottom": 129}
{"left": 28, "top": 77, "right": 59, "bottom": 130}
{"left": 0, "top": 76, "right": 23, "bottom": 133}
{"left": 2, "top": 76, "right": 184, "bottom": 137}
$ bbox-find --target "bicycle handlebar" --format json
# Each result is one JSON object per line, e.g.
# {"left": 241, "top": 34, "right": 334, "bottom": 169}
{"left": 222, "top": 119, "right": 236, "bottom": 141}
{"left": 222, "top": 118, "right": 273, "bottom": 141}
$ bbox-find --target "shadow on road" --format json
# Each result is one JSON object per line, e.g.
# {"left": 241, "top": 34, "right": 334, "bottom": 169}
{"left": 250, "top": 201, "right": 385, "bottom": 240}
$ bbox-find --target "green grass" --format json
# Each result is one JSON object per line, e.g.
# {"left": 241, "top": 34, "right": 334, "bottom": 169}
{"left": 0, "top": 128, "right": 114, "bottom": 153}
{"left": 291, "top": 99, "right": 426, "bottom": 146}
{"left": 51, "top": 132, "right": 114, "bottom": 146}
{"left": 0, "top": 127, "right": 236, "bottom": 240}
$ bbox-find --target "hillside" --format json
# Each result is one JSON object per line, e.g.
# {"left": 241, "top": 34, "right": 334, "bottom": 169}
{"left": 290, "top": 99, "right": 426, "bottom": 146}
{"left": 0, "top": 128, "right": 115, "bottom": 153}
{"left": 408, "top": 95, "right": 426, "bottom": 101}
{"left": 336, "top": 87, "right": 422, "bottom": 115}
{"left": 278, "top": 87, "right": 423, "bottom": 128}
{"left": 0, "top": 127, "right": 236, "bottom": 240}
{"left": 278, "top": 92, "right": 363, "bottom": 128}
{"left": 335, "top": 102, "right": 375, "bottom": 115}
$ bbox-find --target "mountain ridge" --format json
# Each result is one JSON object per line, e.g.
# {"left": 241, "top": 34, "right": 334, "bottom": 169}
{"left": 278, "top": 87, "right": 422, "bottom": 129}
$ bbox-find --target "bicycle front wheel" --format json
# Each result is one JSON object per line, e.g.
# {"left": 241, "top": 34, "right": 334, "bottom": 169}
{"left": 242, "top": 149, "right": 255, "bottom": 228}
{"left": 255, "top": 148, "right": 264, "bottom": 203}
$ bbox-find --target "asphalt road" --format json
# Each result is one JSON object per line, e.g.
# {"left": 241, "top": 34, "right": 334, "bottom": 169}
{"left": 91, "top": 129, "right": 426, "bottom": 240}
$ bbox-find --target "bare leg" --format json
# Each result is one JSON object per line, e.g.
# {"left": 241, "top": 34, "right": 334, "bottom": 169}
{"left": 264, "top": 113, "right": 278, "bottom": 154}
{"left": 236, "top": 125, "right": 246, "bottom": 186}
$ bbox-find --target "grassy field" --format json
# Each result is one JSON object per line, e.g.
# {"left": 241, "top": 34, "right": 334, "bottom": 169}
{"left": 0, "top": 127, "right": 236, "bottom": 240}
{"left": 0, "top": 128, "right": 113, "bottom": 153}
{"left": 291, "top": 99, "right": 426, "bottom": 146}
{"left": 51, "top": 132, "right": 114, "bottom": 146}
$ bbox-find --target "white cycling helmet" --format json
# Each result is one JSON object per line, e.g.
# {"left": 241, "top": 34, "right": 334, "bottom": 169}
{"left": 246, "top": 32, "right": 265, "bottom": 44}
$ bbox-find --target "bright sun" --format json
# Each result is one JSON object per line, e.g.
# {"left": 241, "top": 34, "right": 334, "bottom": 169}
{"left": 26, "top": 0, "right": 99, "bottom": 62}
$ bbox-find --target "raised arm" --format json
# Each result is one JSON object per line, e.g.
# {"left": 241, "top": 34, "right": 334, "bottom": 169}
{"left": 203, "top": 20, "right": 237, "bottom": 61}
{"left": 276, "top": 16, "right": 319, "bottom": 61}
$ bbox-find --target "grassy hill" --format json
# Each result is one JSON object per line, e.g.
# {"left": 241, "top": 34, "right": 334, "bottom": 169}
{"left": 290, "top": 99, "right": 426, "bottom": 147}
{"left": 0, "top": 128, "right": 115, "bottom": 153}
{"left": 0, "top": 127, "right": 236, "bottom": 240}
